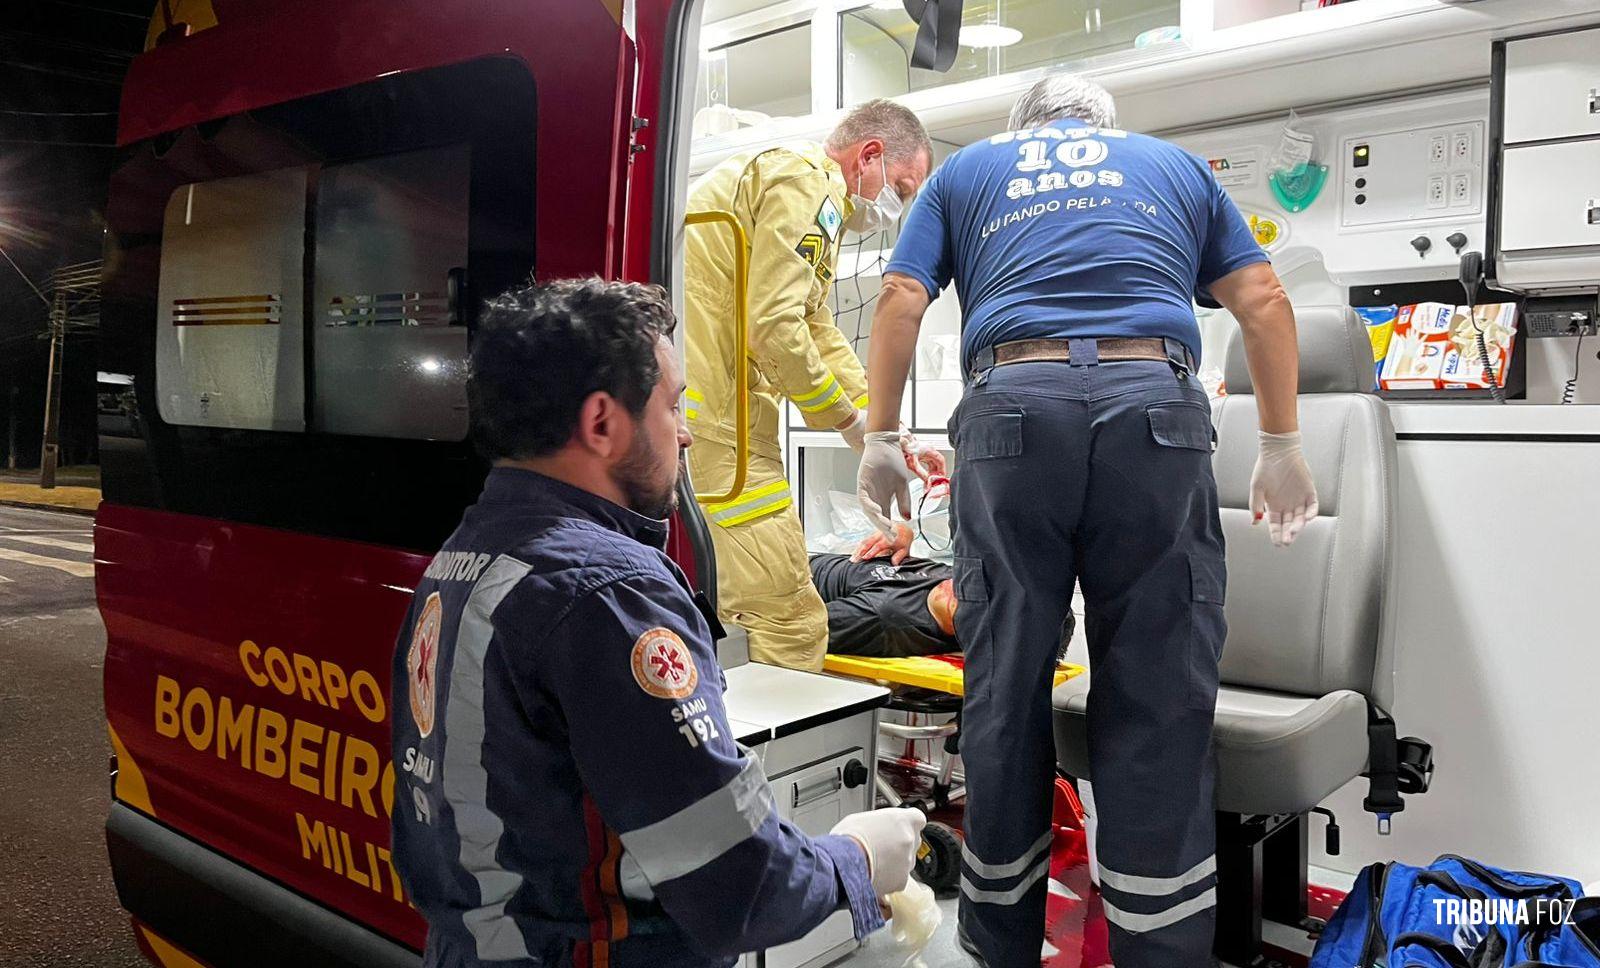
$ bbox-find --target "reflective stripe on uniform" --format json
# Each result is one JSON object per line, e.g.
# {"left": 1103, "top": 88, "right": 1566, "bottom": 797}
{"left": 1102, "top": 887, "right": 1217, "bottom": 934}
{"left": 685, "top": 388, "right": 703, "bottom": 422}
{"left": 852, "top": 393, "right": 869, "bottom": 410}
{"left": 791, "top": 374, "right": 844, "bottom": 414}
{"left": 1099, "top": 855, "right": 1216, "bottom": 897}
{"left": 443, "top": 554, "right": 537, "bottom": 961}
{"left": 962, "top": 831, "right": 1053, "bottom": 881}
{"left": 960, "top": 856, "right": 1052, "bottom": 906}
{"left": 619, "top": 756, "right": 774, "bottom": 886}
{"left": 704, "top": 479, "right": 792, "bottom": 527}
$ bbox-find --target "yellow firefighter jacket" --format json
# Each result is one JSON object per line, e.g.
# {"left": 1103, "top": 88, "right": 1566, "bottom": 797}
{"left": 684, "top": 142, "right": 869, "bottom": 527}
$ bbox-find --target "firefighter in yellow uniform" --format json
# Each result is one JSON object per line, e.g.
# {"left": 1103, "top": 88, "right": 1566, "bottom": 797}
{"left": 685, "top": 100, "right": 933, "bottom": 671}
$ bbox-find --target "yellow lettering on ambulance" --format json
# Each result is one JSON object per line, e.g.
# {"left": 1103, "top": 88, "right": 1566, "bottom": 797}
{"left": 154, "top": 675, "right": 181, "bottom": 739}
{"left": 217, "top": 697, "right": 253, "bottom": 766}
{"left": 255, "top": 707, "right": 288, "bottom": 779}
{"left": 238, "top": 640, "right": 268, "bottom": 688}
{"left": 341, "top": 736, "right": 381, "bottom": 817}
{"left": 181, "top": 686, "right": 214, "bottom": 751}
{"left": 288, "top": 718, "right": 324, "bottom": 796}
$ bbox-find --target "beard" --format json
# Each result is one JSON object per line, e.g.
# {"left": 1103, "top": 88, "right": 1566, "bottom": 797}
{"left": 612, "top": 427, "right": 680, "bottom": 520}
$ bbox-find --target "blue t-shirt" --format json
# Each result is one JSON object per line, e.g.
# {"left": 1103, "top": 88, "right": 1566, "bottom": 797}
{"left": 886, "top": 119, "right": 1267, "bottom": 371}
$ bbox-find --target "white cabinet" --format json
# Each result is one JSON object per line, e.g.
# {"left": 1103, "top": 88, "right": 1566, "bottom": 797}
{"left": 761, "top": 750, "right": 874, "bottom": 968}
{"left": 1499, "top": 141, "right": 1600, "bottom": 253}
{"left": 1495, "top": 26, "right": 1600, "bottom": 292}
{"left": 1503, "top": 27, "right": 1600, "bottom": 145}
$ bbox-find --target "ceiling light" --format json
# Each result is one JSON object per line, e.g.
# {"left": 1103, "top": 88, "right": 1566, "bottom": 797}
{"left": 871, "top": 0, "right": 903, "bottom": 9}
{"left": 959, "top": 23, "right": 1022, "bottom": 48}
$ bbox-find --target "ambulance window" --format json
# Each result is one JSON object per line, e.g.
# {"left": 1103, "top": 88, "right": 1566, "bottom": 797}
{"left": 155, "top": 168, "right": 311, "bottom": 432}
{"left": 311, "top": 144, "right": 471, "bottom": 441}
{"left": 840, "top": 0, "right": 1182, "bottom": 103}
{"left": 695, "top": 22, "right": 812, "bottom": 124}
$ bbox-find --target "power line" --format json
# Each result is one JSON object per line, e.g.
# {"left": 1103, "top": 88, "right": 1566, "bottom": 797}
{"left": 0, "top": 243, "right": 52, "bottom": 308}
{"left": 0, "top": 108, "right": 117, "bottom": 117}
{"left": 0, "top": 61, "right": 125, "bottom": 87}
{"left": 39, "top": 0, "right": 151, "bottom": 20}
{"left": 0, "top": 138, "right": 116, "bottom": 147}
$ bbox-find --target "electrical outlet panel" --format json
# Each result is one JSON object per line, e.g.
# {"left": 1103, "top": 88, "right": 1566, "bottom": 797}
{"left": 1340, "top": 120, "right": 1486, "bottom": 229}
{"left": 1429, "top": 136, "right": 1447, "bottom": 167}
{"left": 1427, "top": 176, "right": 1447, "bottom": 208}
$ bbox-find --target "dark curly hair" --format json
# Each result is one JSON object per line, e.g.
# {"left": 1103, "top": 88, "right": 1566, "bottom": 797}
{"left": 467, "top": 278, "right": 677, "bottom": 461}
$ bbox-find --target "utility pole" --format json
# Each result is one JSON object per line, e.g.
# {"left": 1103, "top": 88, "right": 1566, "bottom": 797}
{"left": 37, "top": 261, "right": 101, "bottom": 489}
{"left": 40, "top": 290, "right": 66, "bottom": 488}
{"left": 7, "top": 385, "right": 16, "bottom": 471}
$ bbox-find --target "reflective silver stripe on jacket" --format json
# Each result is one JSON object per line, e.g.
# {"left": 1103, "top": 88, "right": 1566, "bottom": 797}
{"left": 442, "top": 555, "right": 535, "bottom": 961}
{"left": 619, "top": 756, "right": 774, "bottom": 885}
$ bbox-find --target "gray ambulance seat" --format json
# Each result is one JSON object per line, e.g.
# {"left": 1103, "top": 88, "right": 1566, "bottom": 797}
{"left": 1052, "top": 304, "right": 1397, "bottom": 817}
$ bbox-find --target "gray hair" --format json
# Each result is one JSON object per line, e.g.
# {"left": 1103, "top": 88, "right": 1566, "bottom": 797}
{"left": 826, "top": 98, "right": 933, "bottom": 167}
{"left": 1009, "top": 74, "right": 1117, "bottom": 130}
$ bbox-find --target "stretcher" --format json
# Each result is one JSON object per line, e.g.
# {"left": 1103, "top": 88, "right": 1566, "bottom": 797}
{"left": 822, "top": 652, "right": 1086, "bottom": 891}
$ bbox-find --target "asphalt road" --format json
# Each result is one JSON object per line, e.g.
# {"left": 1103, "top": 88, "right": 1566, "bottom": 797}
{"left": 0, "top": 505, "right": 145, "bottom": 968}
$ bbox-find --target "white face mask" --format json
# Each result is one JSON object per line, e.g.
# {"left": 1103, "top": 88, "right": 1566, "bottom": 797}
{"left": 845, "top": 157, "right": 904, "bottom": 234}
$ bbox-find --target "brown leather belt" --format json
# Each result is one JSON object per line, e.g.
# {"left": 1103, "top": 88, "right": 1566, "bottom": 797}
{"left": 993, "top": 336, "right": 1172, "bottom": 367}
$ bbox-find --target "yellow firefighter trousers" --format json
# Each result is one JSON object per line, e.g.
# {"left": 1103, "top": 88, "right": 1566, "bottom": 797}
{"left": 690, "top": 443, "right": 829, "bottom": 673}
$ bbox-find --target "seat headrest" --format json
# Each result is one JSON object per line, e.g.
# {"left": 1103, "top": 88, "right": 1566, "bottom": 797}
{"left": 1223, "top": 305, "right": 1376, "bottom": 395}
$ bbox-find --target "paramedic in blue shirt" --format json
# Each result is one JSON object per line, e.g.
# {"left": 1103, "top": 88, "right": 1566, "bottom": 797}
{"left": 391, "top": 278, "right": 925, "bottom": 968}
{"left": 856, "top": 75, "right": 1319, "bottom": 968}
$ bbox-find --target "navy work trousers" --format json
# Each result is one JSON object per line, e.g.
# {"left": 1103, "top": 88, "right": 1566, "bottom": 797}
{"left": 951, "top": 347, "right": 1226, "bottom": 968}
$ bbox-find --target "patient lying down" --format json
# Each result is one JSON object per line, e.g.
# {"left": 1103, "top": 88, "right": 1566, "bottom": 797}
{"left": 811, "top": 526, "right": 1075, "bottom": 659}
{"left": 808, "top": 551, "right": 959, "bottom": 658}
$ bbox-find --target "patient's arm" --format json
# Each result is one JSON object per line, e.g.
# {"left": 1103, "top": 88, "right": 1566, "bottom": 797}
{"left": 851, "top": 522, "right": 914, "bottom": 565}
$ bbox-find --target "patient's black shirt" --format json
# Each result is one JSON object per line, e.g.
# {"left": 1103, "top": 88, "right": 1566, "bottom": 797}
{"left": 808, "top": 553, "right": 957, "bottom": 658}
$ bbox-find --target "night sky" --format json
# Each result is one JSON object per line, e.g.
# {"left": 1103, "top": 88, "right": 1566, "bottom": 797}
{"left": 1, "top": 0, "right": 149, "bottom": 469}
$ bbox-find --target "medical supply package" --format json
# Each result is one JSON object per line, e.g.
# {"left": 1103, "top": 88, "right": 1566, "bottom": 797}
{"left": 1379, "top": 302, "right": 1518, "bottom": 391}
{"left": 1354, "top": 305, "right": 1397, "bottom": 391}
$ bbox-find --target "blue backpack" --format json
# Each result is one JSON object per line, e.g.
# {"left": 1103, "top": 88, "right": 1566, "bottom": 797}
{"left": 1310, "top": 855, "right": 1600, "bottom": 967}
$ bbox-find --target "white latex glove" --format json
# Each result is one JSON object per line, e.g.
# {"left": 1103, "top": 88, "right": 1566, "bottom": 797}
{"left": 831, "top": 808, "right": 927, "bottom": 898}
{"left": 837, "top": 410, "right": 866, "bottom": 453}
{"left": 857, "top": 431, "right": 916, "bottom": 536}
{"left": 899, "top": 430, "right": 947, "bottom": 482}
{"left": 1250, "top": 430, "right": 1319, "bottom": 548}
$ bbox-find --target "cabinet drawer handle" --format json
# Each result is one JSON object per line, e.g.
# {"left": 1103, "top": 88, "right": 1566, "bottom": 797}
{"left": 1589, "top": 88, "right": 1599, "bottom": 115}
{"left": 792, "top": 770, "right": 842, "bottom": 809}
{"left": 1589, "top": 199, "right": 1600, "bottom": 226}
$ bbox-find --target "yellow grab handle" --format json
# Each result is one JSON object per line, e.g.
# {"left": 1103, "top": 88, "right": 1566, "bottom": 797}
{"left": 684, "top": 210, "right": 750, "bottom": 505}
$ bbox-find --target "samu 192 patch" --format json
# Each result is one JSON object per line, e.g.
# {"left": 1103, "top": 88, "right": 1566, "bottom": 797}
{"left": 407, "top": 592, "right": 443, "bottom": 737}
{"left": 630, "top": 627, "right": 699, "bottom": 700}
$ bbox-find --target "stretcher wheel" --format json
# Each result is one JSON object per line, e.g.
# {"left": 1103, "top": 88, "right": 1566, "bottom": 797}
{"left": 915, "top": 821, "right": 963, "bottom": 896}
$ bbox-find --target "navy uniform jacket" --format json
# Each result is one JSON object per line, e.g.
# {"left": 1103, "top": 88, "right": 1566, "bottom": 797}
{"left": 391, "top": 467, "right": 882, "bottom": 967}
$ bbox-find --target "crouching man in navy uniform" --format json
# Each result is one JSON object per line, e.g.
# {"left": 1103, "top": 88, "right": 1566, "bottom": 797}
{"left": 392, "top": 279, "right": 924, "bottom": 968}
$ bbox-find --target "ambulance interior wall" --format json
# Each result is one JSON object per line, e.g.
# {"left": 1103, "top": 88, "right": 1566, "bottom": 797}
{"left": 1106, "top": 89, "right": 1600, "bottom": 884}
{"left": 694, "top": 84, "right": 1600, "bottom": 885}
